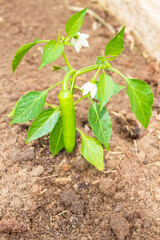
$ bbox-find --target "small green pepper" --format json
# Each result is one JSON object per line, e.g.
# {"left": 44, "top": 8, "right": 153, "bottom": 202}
{"left": 58, "top": 89, "right": 76, "bottom": 153}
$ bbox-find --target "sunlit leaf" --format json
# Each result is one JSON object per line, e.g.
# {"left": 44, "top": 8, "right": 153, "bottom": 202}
{"left": 26, "top": 108, "right": 60, "bottom": 143}
{"left": 89, "top": 102, "right": 112, "bottom": 150}
{"left": 49, "top": 117, "right": 64, "bottom": 157}
{"left": 79, "top": 130, "right": 104, "bottom": 171}
{"left": 40, "top": 40, "right": 64, "bottom": 69}
{"left": 11, "top": 91, "right": 47, "bottom": 125}
{"left": 65, "top": 7, "right": 88, "bottom": 37}
{"left": 126, "top": 78, "right": 153, "bottom": 128}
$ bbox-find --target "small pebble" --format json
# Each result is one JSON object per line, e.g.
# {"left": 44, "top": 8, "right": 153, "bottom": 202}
{"left": 143, "top": 219, "right": 151, "bottom": 228}
{"left": 21, "top": 148, "right": 35, "bottom": 161}
{"left": 110, "top": 214, "right": 130, "bottom": 240}
{"left": 99, "top": 177, "right": 117, "bottom": 196}
{"left": 79, "top": 182, "right": 88, "bottom": 190}
{"left": 30, "top": 166, "right": 44, "bottom": 177}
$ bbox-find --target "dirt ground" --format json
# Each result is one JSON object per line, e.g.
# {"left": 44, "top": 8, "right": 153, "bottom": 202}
{"left": 0, "top": 0, "right": 160, "bottom": 239}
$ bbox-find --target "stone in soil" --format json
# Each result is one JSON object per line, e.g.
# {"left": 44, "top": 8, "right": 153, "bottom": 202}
{"left": 110, "top": 214, "right": 130, "bottom": 240}
{"left": 60, "top": 190, "right": 84, "bottom": 213}
{"left": 29, "top": 165, "right": 44, "bottom": 177}
{"left": 99, "top": 177, "right": 117, "bottom": 196}
{"left": 0, "top": 218, "right": 28, "bottom": 233}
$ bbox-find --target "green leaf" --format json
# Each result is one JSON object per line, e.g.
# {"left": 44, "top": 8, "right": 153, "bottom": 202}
{"left": 26, "top": 108, "right": 60, "bottom": 143}
{"left": 126, "top": 78, "right": 153, "bottom": 128}
{"left": 49, "top": 117, "right": 64, "bottom": 157}
{"left": 40, "top": 40, "right": 64, "bottom": 69}
{"left": 107, "top": 56, "right": 117, "bottom": 61}
{"left": 96, "top": 56, "right": 106, "bottom": 65}
{"left": 52, "top": 65, "right": 69, "bottom": 72}
{"left": 12, "top": 39, "right": 44, "bottom": 73}
{"left": 79, "top": 130, "right": 104, "bottom": 171}
{"left": 88, "top": 102, "right": 112, "bottom": 151}
{"left": 105, "top": 26, "right": 125, "bottom": 57}
{"left": 65, "top": 7, "right": 88, "bottom": 37}
{"left": 98, "top": 73, "right": 125, "bottom": 110}
{"left": 8, "top": 98, "right": 21, "bottom": 117}
{"left": 11, "top": 91, "right": 47, "bottom": 125}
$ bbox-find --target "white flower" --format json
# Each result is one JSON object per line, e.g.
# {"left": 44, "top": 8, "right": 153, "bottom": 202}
{"left": 81, "top": 82, "right": 97, "bottom": 99}
{"left": 71, "top": 32, "right": 89, "bottom": 53}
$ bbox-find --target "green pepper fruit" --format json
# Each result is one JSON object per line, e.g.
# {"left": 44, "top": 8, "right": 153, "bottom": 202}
{"left": 58, "top": 90, "right": 76, "bottom": 153}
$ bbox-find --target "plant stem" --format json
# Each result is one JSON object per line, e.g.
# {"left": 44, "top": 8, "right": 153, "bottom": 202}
{"left": 87, "top": 95, "right": 93, "bottom": 104}
{"left": 45, "top": 102, "right": 57, "bottom": 109}
{"left": 46, "top": 81, "right": 63, "bottom": 92}
{"left": 76, "top": 127, "right": 83, "bottom": 136}
{"left": 109, "top": 66, "right": 128, "bottom": 82}
{"left": 39, "top": 40, "right": 49, "bottom": 43}
{"left": 74, "top": 85, "right": 93, "bottom": 103}
{"left": 71, "top": 73, "right": 77, "bottom": 93}
{"left": 102, "top": 68, "right": 105, "bottom": 74}
{"left": 74, "top": 95, "right": 88, "bottom": 105}
{"left": 92, "top": 66, "right": 102, "bottom": 82}
{"left": 63, "top": 69, "right": 76, "bottom": 91}
{"left": 76, "top": 65, "right": 99, "bottom": 76}
{"left": 74, "top": 85, "right": 82, "bottom": 91}
{"left": 62, "top": 51, "right": 72, "bottom": 70}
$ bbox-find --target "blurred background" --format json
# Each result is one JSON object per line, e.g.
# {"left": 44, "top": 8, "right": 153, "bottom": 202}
{"left": 99, "top": 0, "right": 160, "bottom": 62}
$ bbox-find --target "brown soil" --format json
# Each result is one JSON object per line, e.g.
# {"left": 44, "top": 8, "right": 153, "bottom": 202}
{"left": 0, "top": 0, "right": 160, "bottom": 239}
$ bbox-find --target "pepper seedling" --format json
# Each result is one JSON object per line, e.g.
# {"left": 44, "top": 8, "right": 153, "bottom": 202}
{"left": 9, "top": 7, "right": 153, "bottom": 170}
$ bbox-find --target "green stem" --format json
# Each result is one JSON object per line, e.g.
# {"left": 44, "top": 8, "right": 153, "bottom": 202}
{"left": 71, "top": 73, "right": 77, "bottom": 93}
{"left": 64, "top": 36, "right": 72, "bottom": 42}
{"left": 39, "top": 40, "right": 49, "bottom": 43}
{"left": 45, "top": 102, "right": 57, "bottom": 109}
{"left": 58, "top": 31, "right": 61, "bottom": 42}
{"left": 87, "top": 95, "right": 93, "bottom": 104}
{"left": 74, "top": 85, "right": 82, "bottom": 91}
{"left": 74, "top": 85, "right": 93, "bottom": 103}
{"left": 109, "top": 66, "right": 128, "bottom": 81}
{"left": 63, "top": 69, "right": 76, "bottom": 91}
{"left": 92, "top": 66, "right": 102, "bottom": 82}
{"left": 76, "top": 65, "right": 99, "bottom": 76}
{"left": 62, "top": 51, "right": 72, "bottom": 70}
{"left": 74, "top": 95, "right": 88, "bottom": 105}
{"left": 76, "top": 127, "right": 83, "bottom": 136}
{"left": 46, "top": 81, "right": 63, "bottom": 92}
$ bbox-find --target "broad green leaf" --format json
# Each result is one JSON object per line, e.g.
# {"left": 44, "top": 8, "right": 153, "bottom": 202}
{"left": 79, "top": 131, "right": 104, "bottom": 171}
{"left": 126, "top": 78, "right": 153, "bottom": 128}
{"left": 52, "top": 65, "right": 69, "bottom": 72}
{"left": 40, "top": 40, "right": 64, "bottom": 69}
{"left": 88, "top": 102, "right": 112, "bottom": 150}
{"left": 65, "top": 7, "right": 88, "bottom": 37}
{"left": 98, "top": 73, "right": 125, "bottom": 110}
{"left": 49, "top": 117, "right": 64, "bottom": 157}
{"left": 11, "top": 91, "right": 47, "bottom": 125}
{"left": 12, "top": 39, "right": 45, "bottom": 73}
{"left": 8, "top": 98, "right": 21, "bottom": 117}
{"left": 26, "top": 108, "right": 60, "bottom": 143}
{"left": 105, "top": 26, "right": 125, "bottom": 57}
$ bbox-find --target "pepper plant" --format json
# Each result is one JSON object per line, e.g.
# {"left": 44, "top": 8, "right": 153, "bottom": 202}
{"left": 9, "top": 7, "right": 153, "bottom": 170}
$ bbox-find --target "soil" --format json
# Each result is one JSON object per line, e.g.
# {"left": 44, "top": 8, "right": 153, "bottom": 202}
{"left": 0, "top": 0, "right": 160, "bottom": 239}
